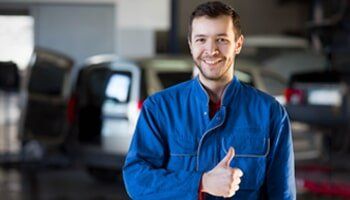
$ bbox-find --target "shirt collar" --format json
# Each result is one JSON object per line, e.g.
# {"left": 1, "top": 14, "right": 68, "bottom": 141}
{"left": 193, "top": 75, "right": 241, "bottom": 107}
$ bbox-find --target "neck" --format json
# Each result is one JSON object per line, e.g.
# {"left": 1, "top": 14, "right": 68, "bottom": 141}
{"left": 199, "top": 74, "right": 233, "bottom": 103}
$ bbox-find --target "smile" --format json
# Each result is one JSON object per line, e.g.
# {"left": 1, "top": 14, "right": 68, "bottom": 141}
{"left": 203, "top": 59, "right": 222, "bottom": 65}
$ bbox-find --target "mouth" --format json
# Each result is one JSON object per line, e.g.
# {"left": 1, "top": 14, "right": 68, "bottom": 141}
{"left": 202, "top": 58, "right": 222, "bottom": 65}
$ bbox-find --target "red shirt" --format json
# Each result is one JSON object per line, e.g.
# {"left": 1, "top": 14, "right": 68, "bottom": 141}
{"left": 209, "top": 99, "right": 221, "bottom": 119}
{"left": 199, "top": 99, "right": 221, "bottom": 200}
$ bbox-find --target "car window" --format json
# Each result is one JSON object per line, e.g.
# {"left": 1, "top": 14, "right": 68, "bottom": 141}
{"left": 28, "top": 61, "right": 66, "bottom": 95}
{"left": 105, "top": 71, "right": 132, "bottom": 103}
{"left": 157, "top": 72, "right": 192, "bottom": 89}
{"left": 260, "top": 72, "right": 286, "bottom": 95}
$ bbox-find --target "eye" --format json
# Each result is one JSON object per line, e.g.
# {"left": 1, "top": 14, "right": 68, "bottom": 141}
{"left": 217, "top": 38, "right": 229, "bottom": 44}
{"left": 195, "top": 38, "right": 206, "bottom": 43}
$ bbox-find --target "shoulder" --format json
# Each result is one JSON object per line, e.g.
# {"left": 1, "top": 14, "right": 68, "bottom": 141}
{"left": 144, "top": 79, "right": 194, "bottom": 108}
{"left": 238, "top": 82, "right": 287, "bottom": 119}
{"left": 240, "top": 82, "right": 278, "bottom": 106}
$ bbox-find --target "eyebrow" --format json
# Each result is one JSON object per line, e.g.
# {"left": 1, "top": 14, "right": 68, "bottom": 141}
{"left": 217, "top": 33, "right": 229, "bottom": 37}
{"left": 193, "top": 33, "right": 229, "bottom": 38}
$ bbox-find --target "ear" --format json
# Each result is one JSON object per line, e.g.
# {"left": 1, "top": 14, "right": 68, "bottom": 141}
{"left": 234, "top": 35, "right": 244, "bottom": 55}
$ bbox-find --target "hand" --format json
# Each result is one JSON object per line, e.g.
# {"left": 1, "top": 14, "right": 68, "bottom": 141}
{"left": 201, "top": 147, "right": 243, "bottom": 198}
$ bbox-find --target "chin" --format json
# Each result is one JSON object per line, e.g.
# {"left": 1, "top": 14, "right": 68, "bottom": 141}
{"left": 201, "top": 73, "right": 224, "bottom": 81}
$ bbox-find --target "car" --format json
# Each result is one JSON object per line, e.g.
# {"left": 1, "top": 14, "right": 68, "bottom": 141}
{"left": 67, "top": 55, "right": 196, "bottom": 179}
{"left": 241, "top": 35, "right": 327, "bottom": 79}
{"left": 19, "top": 47, "right": 74, "bottom": 162}
{"left": 285, "top": 70, "right": 350, "bottom": 126}
{"left": 285, "top": 69, "right": 350, "bottom": 155}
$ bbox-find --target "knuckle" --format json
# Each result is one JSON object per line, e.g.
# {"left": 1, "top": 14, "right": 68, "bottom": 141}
{"left": 238, "top": 169, "right": 244, "bottom": 176}
{"left": 228, "top": 190, "right": 235, "bottom": 197}
{"left": 235, "top": 185, "right": 240, "bottom": 191}
{"left": 233, "top": 177, "right": 241, "bottom": 185}
{"left": 233, "top": 168, "right": 243, "bottom": 178}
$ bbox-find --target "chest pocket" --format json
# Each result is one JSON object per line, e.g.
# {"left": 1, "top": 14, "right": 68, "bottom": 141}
{"left": 221, "top": 127, "right": 270, "bottom": 191}
{"left": 166, "top": 126, "right": 198, "bottom": 171}
{"left": 169, "top": 126, "right": 198, "bottom": 154}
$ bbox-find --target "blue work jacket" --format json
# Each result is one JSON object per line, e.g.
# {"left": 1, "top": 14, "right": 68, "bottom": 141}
{"left": 123, "top": 76, "right": 296, "bottom": 200}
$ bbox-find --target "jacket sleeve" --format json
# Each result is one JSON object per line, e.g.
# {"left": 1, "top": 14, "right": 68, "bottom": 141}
{"left": 265, "top": 102, "right": 296, "bottom": 200}
{"left": 122, "top": 98, "right": 203, "bottom": 200}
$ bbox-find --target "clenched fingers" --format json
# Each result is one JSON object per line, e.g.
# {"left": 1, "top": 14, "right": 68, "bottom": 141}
{"left": 232, "top": 168, "right": 243, "bottom": 178}
{"left": 231, "top": 177, "right": 241, "bottom": 186}
{"left": 223, "top": 184, "right": 239, "bottom": 198}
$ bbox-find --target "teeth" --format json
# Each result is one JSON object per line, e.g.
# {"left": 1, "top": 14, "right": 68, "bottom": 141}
{"left": 204, "top": 60, "right": 220, "bottom": 64}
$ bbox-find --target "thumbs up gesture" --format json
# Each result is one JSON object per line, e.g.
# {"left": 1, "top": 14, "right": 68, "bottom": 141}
{"left": 201, "top": 147, "right": 243, "bottom": 198}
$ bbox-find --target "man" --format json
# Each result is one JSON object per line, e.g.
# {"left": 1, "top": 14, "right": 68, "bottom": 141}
{"left": 123, "top": 1, "right": 296, "bottom": 199}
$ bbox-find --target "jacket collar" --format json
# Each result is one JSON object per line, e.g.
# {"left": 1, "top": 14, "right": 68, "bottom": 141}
{"left": 193, "top": 75, "right": 241, "bottom": 107}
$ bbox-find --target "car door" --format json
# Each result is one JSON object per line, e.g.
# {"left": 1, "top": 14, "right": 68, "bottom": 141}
{"left": 74, "top": 64, "right": 112, "bottom": 145}
{"left": 100, "top": 61, "right": 140, "bottom": 154}
{"left": 20, "top": 48, "right": 74, "bottom": 145}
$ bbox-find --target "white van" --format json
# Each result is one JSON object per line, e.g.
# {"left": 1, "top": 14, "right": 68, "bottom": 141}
{"left": 69, "top": 55, "right": 195, "bottom": 175}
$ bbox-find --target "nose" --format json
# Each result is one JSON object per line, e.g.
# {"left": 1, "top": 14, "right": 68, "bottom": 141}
{"left": 205, "top": 40, "right": 219, "bottom": 56}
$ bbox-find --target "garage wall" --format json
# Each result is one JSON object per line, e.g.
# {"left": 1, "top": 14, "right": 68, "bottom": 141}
{"left": 115, "top": 0, "right": 169, "bottom": 58}
{"left": 116, "top": 28, "right": 155, "bottom": 58}
{"left": 179, "top": 0, "right": 308, "bottom": 36}
{"left": 31, "top": 4, "right": 115, "bottom": 66}
{"left": 1, "top": 0, "right": 309, "bottom": 59}
{"left": 176, "top": 0, "right": 308, "bottom": 52}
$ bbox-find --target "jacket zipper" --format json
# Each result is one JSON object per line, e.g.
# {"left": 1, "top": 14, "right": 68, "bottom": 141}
{"left": 195, "top": 77, "right": 231, "bottom": 171}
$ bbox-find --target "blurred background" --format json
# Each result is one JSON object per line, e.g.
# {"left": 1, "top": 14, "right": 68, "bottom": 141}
{"left": 0, "top": 0, "right": 349, "bottom": 199}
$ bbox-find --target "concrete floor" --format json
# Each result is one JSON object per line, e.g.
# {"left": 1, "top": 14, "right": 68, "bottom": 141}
{"left": 0, "top": 162, "right": 348, "bottom": 200}
{"left": 0, "top": 166, "right": 128, "bottom": 200}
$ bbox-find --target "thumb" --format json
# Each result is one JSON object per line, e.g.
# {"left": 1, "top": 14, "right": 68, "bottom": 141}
{"left": 218, "top": 147, "right": 235, "bottom": 167}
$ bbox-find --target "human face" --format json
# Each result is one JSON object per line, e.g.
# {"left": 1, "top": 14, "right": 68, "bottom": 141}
{"left": 189, "top": 15, "right": 243, "bottom": 82}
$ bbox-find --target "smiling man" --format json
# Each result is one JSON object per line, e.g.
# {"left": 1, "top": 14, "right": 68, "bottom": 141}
{"left": 123, "top": 1, "right": 296, "bottom": 199}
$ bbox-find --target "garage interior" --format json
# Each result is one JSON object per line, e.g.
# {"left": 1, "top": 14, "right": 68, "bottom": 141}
{"left": 0, "top": 0, "right": 350, "bottom": 199}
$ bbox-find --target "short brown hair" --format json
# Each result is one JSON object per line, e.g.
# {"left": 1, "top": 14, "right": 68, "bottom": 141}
{"left": 188, "top": 1, "right": 242, "bottom": 41}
